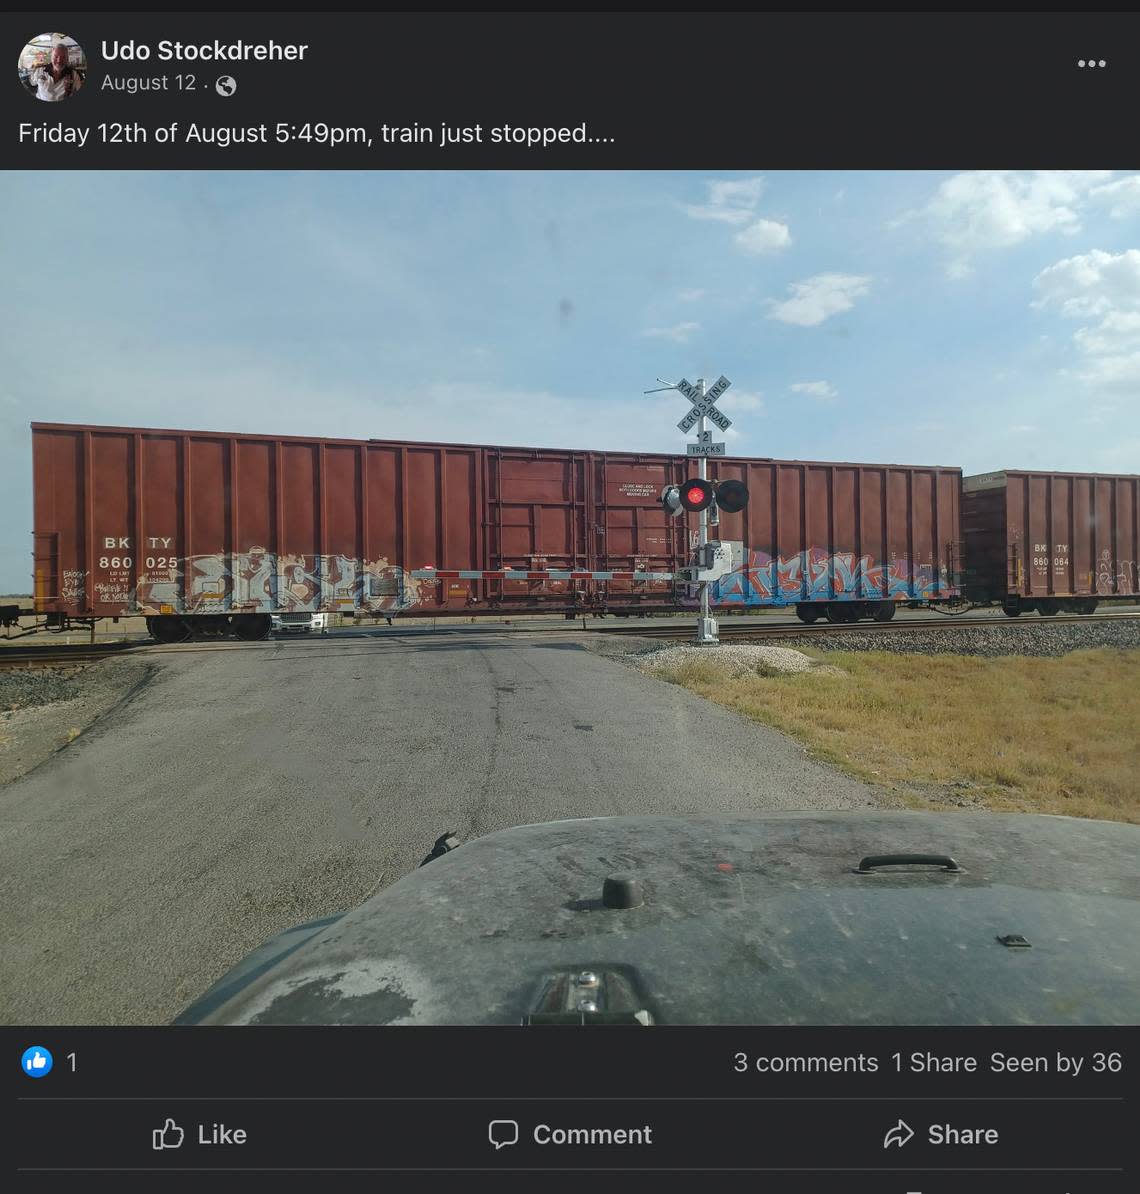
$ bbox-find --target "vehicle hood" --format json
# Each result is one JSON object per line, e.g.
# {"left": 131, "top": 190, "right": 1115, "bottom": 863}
{"left": 176, "top": 811, "right": 1140, "bottom": 1026}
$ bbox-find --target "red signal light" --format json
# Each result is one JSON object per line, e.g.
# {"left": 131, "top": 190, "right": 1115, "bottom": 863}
{"left": 678, "top": 478, "right": 715, "bottom": 512}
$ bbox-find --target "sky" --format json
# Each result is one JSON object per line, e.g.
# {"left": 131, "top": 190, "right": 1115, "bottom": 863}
{"left": 1, "top": 169, "right": 1138, "bottom": 590}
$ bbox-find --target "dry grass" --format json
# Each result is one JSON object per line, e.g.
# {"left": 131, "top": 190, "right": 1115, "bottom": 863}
{"left": 646, "top": 648, "right": 1140, "bottom": 824}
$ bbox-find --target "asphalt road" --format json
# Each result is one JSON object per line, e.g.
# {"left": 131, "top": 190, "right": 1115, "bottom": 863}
{"left": 0, "top": 631, "right": 878, "bottom": 1025}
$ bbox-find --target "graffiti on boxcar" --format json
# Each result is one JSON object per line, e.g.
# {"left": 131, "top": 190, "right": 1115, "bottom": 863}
{"left": 61, "top": 570, "right": 87, "bottom": 602}
{"left": 1096, "top": 548, "right": 1136, "bottom": 594}
{"left": 277, "top": 555, "right": 320, "bottom": 609}
{"left": 232, "top": 547, "right": 276, "bottom": 605}
{"left": 133, "top": 552, "right": 424, "bottom": 615}
{"left": 710, "top": 547, "right": 951, "bottom": 605}
{"left": 1096, "top": 549, "right": 1113, "bottom": 593}
{"left": 95, "top": 578, "right": 132, "bottom": 605}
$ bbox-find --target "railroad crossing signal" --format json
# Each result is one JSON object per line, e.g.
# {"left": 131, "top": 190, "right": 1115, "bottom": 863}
{"left": 660, "top": 478, "right": 749, "bottom": 518}
{"left": 645, "top": 372, "right": 750, "bottom": 646}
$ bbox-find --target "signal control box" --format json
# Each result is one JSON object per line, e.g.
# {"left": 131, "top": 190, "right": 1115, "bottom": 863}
{"left": 679, "top": 540, "right": 744, "bottom": 584}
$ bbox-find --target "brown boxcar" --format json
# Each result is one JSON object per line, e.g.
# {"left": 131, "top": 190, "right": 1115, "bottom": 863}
{"left": 962, "top": 469, "right": 1140, "bottom": 615}
{"left": 30, "top": 422, "right": 961, "bottom": 634}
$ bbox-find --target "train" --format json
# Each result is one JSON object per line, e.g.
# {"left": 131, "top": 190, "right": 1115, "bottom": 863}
{"left": 6, "top": 422, "right": 1137, "bottom": 642}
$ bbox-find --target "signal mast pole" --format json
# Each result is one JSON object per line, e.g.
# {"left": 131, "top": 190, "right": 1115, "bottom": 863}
{"left": 694, "top": 377, "right": 717, "bottom": 645}
{"left": 646, "top": 371, "right": 735, "bottom": 646}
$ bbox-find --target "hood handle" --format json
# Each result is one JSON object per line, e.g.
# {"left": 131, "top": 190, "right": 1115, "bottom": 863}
{"left": 855, "top": 853, "right": 963, "bottom": 874}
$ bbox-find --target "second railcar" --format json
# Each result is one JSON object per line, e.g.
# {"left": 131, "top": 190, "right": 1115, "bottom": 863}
{"left": 962, "top": 469, "right": 1140, "bottom": 615}
{"left": 30, "top": 423, "right": 962, "bottom": 639}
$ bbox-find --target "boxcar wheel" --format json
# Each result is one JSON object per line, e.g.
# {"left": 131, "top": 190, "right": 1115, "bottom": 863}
{"left": 825, "top": 603, "right": 858, "bottom": 624}
{"left": 232, "top": 614, "right": 272, "bottom": 641}
{"left": 147, "top": 615, "right": 192, "bottom": 643}
{"left": 872, "top": 602, "right": 896, "bottom": 621}
{"left": 1036, "top": 599, "right": 1060, "bottom": 617}
{"left": 795, "top": 604, "right": 821, "bottom": 624}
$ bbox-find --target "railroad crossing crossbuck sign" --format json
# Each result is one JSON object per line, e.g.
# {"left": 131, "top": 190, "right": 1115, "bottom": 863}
{"left": 677, "top": 375, "right": 732, "bottom": 436}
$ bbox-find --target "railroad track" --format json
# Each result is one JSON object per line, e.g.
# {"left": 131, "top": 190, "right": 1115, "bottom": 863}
{"left": 592, "top": 612, "right": 1140, "bottom": 640}
{"left": 1, "top": 610, "right": 1137, "bottom": 664}
{"left": 0, "top": 644, "right": 141, "bottom": 669}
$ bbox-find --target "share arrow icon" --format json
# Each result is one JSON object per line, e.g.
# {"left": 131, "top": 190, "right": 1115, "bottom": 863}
{"left": 883, "top": 1119, "right": 915, "bottom": 1149}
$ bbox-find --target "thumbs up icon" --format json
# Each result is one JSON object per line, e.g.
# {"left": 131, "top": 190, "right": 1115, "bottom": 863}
{"left": 20, "top": 1045, "right": 53, "bottom": 1078}
{"left": 152, "top": 1119, "right": 185, "bottom": 1150}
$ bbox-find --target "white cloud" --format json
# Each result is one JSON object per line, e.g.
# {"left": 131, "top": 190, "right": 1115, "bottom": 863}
{"left": 767, "top": 274, "right": 871, "bottom": 327}
{"left": 682, "top": 178, "right": 790, "bottom": 256}
{"left": 1076, "top": 353, "right": 1140, "bottom": 392}
{"left": 718, "top": 389, "right": 765, "bottom": 413}
{"left": 1032, "top": 249, "right": 1140, "bottom": 397}
{"left": 915, "top": 171, "right": 1114, "bottom": 277}
{"left": 1032, "top": 249, "right": 1140, "bottom": 318}
{"left": 1089, "top": 175, "right": 1140, "bottom": 220}
{"left": 734, "top": 218, "right": 791, "bottom": 256}
{"left": 790, "top": 380, "right": 838, "bottom": 401}
{"left": 676, "top": 288, "right": 705, "bottom": 302}
{"left": 1007, "top": 424, "right": 1038, "bottom": 434}
{"left": 641, "top": 321, "right": 701, "bottom": 344}
{"left": 683, "top": 177, "right": 767, "bottom": 226}
{"left": 1074, "top": 310, "right": 1140, "bottom": 355}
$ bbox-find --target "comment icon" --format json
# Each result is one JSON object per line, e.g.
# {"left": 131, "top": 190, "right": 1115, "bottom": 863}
{"left": 488, "top": 1119, "right": 519, "bottom": 1150}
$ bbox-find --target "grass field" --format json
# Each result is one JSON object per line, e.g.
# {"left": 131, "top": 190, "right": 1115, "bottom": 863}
{"left": 646, "top": 647, "right": 1140, "bottom": 824}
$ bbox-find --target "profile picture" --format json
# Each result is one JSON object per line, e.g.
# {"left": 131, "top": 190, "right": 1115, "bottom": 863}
{"left": 18, "top": 32, "right": 85, "bottom": 102}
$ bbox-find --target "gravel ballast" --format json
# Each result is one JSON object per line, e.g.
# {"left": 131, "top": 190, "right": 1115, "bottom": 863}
{"left": 634, "top": 642, "right": 831, "bottom": 676}
{"left": 588, "top": 617, "right": 1139, "bottom": 662}
{"left": 0, "top": 659, "right": 154, "bottom": 787}
{"left": 766, "top": 619, "right": 1140, "bottom": 658}
{"left": 0, "top": 665, "right": 103, "bottom": 711}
